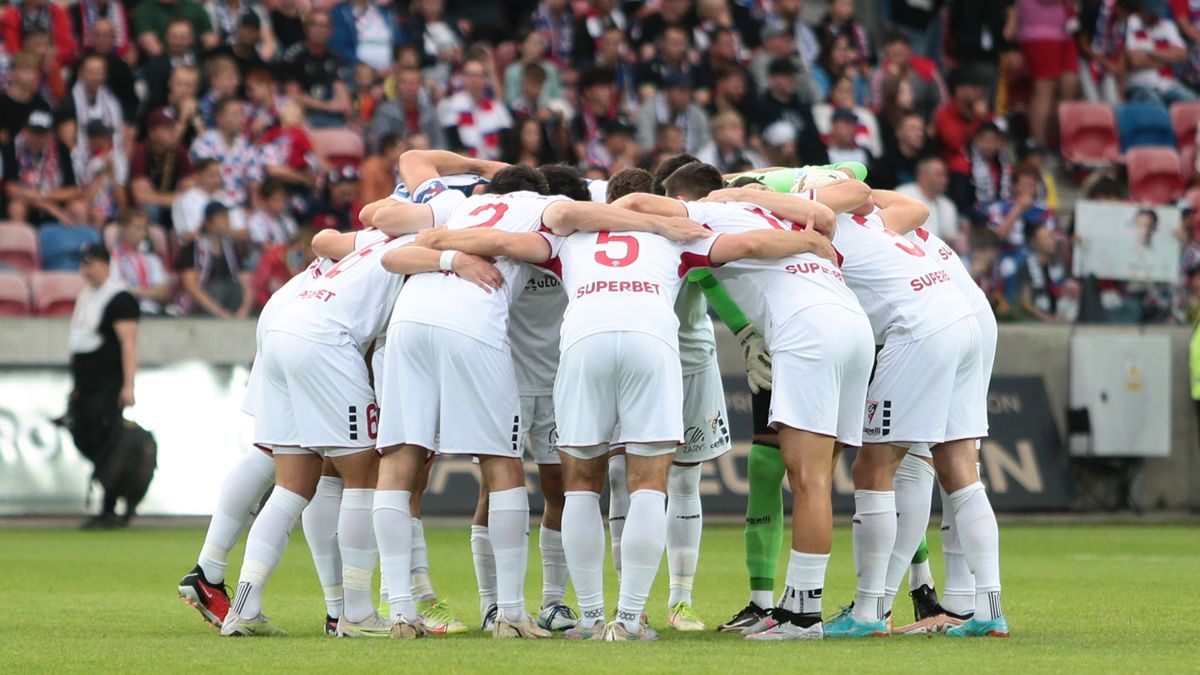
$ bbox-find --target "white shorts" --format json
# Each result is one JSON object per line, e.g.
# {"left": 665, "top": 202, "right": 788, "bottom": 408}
{"left": 976, "top": 305, "right": 998, "bottom": 399}
{"left": 555, "top": 331, "right": 683, "bottom": 457}
{"left": 677, "top": 359, "right": 732, "bottom": 463}
{"left": 254, "top": 331, "right": 377, "bottom": 455}
{"left": 768, "top": 304, "right": 875, "bottom": 446}
{"left": 863, "top": 316, "right": 986, "bottom": 446}
{"left": 377, "top": 322, "right": 521, "bottom": 458}
{"left": 241, "top": 350, "right": 263, "bottom": 417}
{"left": 520, "top": 395, "right": 559, "bottom": 465}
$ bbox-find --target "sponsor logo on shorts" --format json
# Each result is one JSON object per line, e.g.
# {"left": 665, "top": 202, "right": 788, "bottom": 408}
{"left": 680, "top": 411, "right": 730, "bottom": 455}
{"left": 349, "top": 405, "right": 359, "bottom": 441}
{"left": 548, "top": 424, "right": 558, "bottom": 448}
{"left": 863, "top": 399, "right": 892, "bottom": 438}
{"left": 510, "top": 415, "right": 521, "bottom": 453}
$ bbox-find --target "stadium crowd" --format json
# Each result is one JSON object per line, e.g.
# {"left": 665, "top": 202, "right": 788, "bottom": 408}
{"left": 1, "top": 0, "right": 1199, "bottom": 323}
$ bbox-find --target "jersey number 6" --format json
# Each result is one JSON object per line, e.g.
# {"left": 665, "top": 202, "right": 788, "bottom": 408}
{"left": 594, "top": 231, "right": 640, "bottom": 267}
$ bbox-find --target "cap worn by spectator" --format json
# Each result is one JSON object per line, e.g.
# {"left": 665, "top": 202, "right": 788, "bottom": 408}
{"left": 763, "top": 120, "right": 797, "bottom": 146}
{"left": 767, "top": 57, "right": 799, "bottom": 77}
{"left": 86, "top": 120, "right": 115, "bottom": 138}
{"left": 146, "top": 109, "right": 177, "bottom": 129}
{"left": 80, "top": 243, "right": 111, "bottom": 264}
{"left": 27, "top": 110, "right": 54, "bottom": 131}
{"left": 204, "top": 201, "right": 230, "bottom": 221}
{"left": 328, "top": 165, "right": 360, "bottom": 184}
{"left": 239, "top": 12, "right": 262, "bottom": 30}
{"left": 662, "top": 72, "right": 693, "bottom": 90}
{"left": 947, "top": 67, "right": 985, "bottom": 92}
{"left": 832, "top": 108, "right": 859, "bottom": 125}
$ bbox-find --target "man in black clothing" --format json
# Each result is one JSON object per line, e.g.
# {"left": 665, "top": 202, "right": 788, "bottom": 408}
{"left": 874, "top": 111, "right": 928, "bottom": 189}
{"left": 0, "top": 52, "right": 51, "bottom": 145}
{"left": 753, "top": 58, "right": 828, "bottom": 165}
{"left": 67, "top": 244, "right": 142, "bottom": 529}
{"left": 76, "top": 18, "right": 139, "bottom": 123}
{"left": 280, "top": 10, "right": 349, "bottom": 128}
{"left": 141, "top": 18, "right": 200, "bottom": 111}
{"left": 205, "top": 12, "right": 267, "bottom": 80}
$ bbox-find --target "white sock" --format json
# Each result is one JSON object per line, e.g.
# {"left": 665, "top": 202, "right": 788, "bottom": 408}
{"left": 562, "top": 491, "right": 605, "bottom": 627}
{"left": 939, "top": 484, "right": 975, "bottom": 616}
{"left": 301, "top": 476, "right": 344, "bottom": 618}
{"left": 617, "top": 488, "right": 667, "bottom": 631}
{"left": 851, "top": 490, "right": 895, "bottom": 623}
{"left": 232, "top": 486, "right": 308, "bottom": 619}
{"left": 883, "top": 454, "right": 935, "bottom": 615}
{"left": 373, "top": 490, "right": 416, "bottom": 621}
{"left": 909, "top": 559, "right": 936, "bottom": 591}
{"left": 410, "top": 518, "right": 435, "bottom": 603}
{"left": 949, "top": 482, "right": 1003, "bottom": 620}
{"left": 607, "top": 453, "right": 629, "bottom": 579}
{"left": 470, "top": 524, "right": 497, "bottom": 615}
{"left": 338, "top": 488, "right": 377, "bottom": 623}
{"left": 778, "top": 549, "right": 828, "bottom": 619}
{"left": 750, "top": 590, "right": 774, "bottom": 609}
{"left": 489, "top": 487, "right": 530, "bottom": 622}
{"left": 198, "top": 451, "right": 275, "bottom": 585}
{"left": 666, "top": 463, "right": 702, "bottom": 608}
{"left": 539, "top": 525, "right": 569, "bottom": 607}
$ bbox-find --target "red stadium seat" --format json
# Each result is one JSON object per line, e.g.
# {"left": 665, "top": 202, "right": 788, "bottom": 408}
{"left": 29, "top": 271, "right": 86, "bottom": 316}
{"left": 312, "top": 128, "right": 365, "bottom": 166}
{"left": 1170, "top": 101, "right": 1200, "bottom": 153}
{"left": 0, "top": 221, "right": 40, "bottom": 273}
{"left": 1126, "top": 146, "right": 1186, "bottom": 205}
{"left": 0, "top": 272, "right": 31, "bottom": 316}
{"left": 1058, "top": 101, "right": 1121, "bottom": 166}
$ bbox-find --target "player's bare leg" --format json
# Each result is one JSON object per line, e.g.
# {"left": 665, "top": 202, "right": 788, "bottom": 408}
{"left": 329, "top": 450, "right": 390, "bottom": 637}
{"left": 479, "top": 455, "right": 547, "bottom": 638}
{"left": 933, "top": 439, "right": 1008, "bottom": 637}
{"left": 560, "top": 449, "right": 609, "bottom": 640}
{"left": 302, "top": 457, "right": 344, "bottom": 633}
{"left": 471, "top": 471, "right": 498, "bottom": 628}
{"left": 373, "top": 444, "right": 429, "bottom": 638}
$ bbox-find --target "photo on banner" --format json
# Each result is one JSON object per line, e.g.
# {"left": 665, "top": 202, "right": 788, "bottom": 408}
{"left": 1072, "top": 201, "right": 1182, "bottom": 283}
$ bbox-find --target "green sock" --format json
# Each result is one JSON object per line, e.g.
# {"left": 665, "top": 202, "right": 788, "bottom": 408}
{"left": 911, "top": 535, "right": 930, "bottom": 565}
{"left": 744, "top": 443, "right": 787, "bottom": 597}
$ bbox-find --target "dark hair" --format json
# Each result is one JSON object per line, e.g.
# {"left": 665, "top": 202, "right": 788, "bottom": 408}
{"left": 487, "top": 165, "right": 550, "bottom": 195}
{"left": 1135, "top": 208, "right": 1158, "bottom": 225}
{"left": 260, "top": 178, "right": 287, "bottom": 199}
{"left": 539, "top": 164, "right": 590, "bottom": 201}
{"left": 523, "top": 62, "right": 548, "bottom": 85}
{"left": 882, "top": 28, "right": 910, "bottom": 46}
{"left": 1084, "top": 174, "right": 1123, "bottom": 199}
{"left": 606, "top": 167, "right": 654, "bottom": 203}
{"left": 116, "top": 207, "right": 148, "bottom": 227}
{"left": 651, "top": 152, "right": 701, "bottom": 195}
{"left": 579, "top": 67, "right": 617, "bottom": 90}
{"left": 379, "top": 133, "right": 405, "bottom": 154}
{"left": 193, "top": 157, "right": 220, "bottom": 173}
{"left": 663, "top": 161, "right": 724, "bottom": 200}
{"left": 215, "top": 96, "right": 242, "bottom": 117}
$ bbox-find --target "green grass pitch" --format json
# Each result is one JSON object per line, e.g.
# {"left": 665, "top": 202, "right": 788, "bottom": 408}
{"left": 2, "top": 523, "right": 1197, "bottom": 672}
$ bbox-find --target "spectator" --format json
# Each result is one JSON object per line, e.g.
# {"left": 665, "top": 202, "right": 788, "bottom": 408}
{"left": 176, "top": 202, "right": 252, "bottom": 317}
{"left": 824, "top": 108, "right": 873, "bottom": 166}
{"left": 110, "top": 208, "right": 171, "bottom": 314}
{"left": 172, "top": 157, "right": 243, "bottom": 242}
{"left": 705, "top": 66, "right": 756, "bottom": 124}
{"left": 308, "top": 166, "right": 361, "bottom": 232}
{"left": 761, "top": 120, "right": 801, "bottom": 167}
{"left": 532, "top": 0, "right": 576, "bottom": 66}
{"left": 988, "top": 166, "right": 1057, "bottom": 253}
{"left": 572, "top": 0, "right": 628, "bottom": 66}
{"left": 870, "top": 30, "right": 947, "bottom": 119}
{"left": 247, "top": 179, "right": 298, "bottom": 249}
{"left": 813, "top": 74, "right": 884, "bottom": 157}
{"left": 1125, "top": 0, "right": 1197, "bottom": 104}
{"left": 359, "top": 134, "right": 405, "bottom": 203}
{"left": 571, "top": 67, "right": 623, "bottom": 164}
{"left": 22, "top": 28, "right": 69, "bottom": 104}
{"left": 591, "top": 25, "right": 640, "bottom": 111}
{"left": 875, "top": 111, "right": 926, "bottom": 189}
{"left": 189, "top": 97, "right": 263, "bottom": 209}
{"left": 66, "top": 243, "right": 141, "bottom": 528}
{"left": 1, "top": 0, "right": 78, "bottom": 67}
{"left": 1017, "top": 138, "right": 1060, "bottom": 210}
{"left": 635, "top": 73, "right": 709, "bottom": 155}
{"left": 642, "top": 123, "right": 687, "bottom": 172}
{"left": 811, "top": 31, "right": 871, "bottom": 105}
{"left": 693, "top": 27, "right": 747, "bottom": 105}
{"left": 78, "top": 19, "right": 138, "bottom": 123}
{"left": 370, "top": 65, "right": 444, "bottom": 151}
{"left": 73, "top": 0, "right": 133, "bottom": 60}
{"left": 1173, "top": 0, "right": 1200, "bottom": 91}
{"left": 244, "top": 67, "right": 282, "bottom": 140}
{"left": 269, "top": 0, "right": 305, "bottom": 55}
{"left": 281, "top": 11, "right": 351, "bottom": 129}
{"left": 1013, "top": 224, "right": 1071, "bottom": 321}
{"left": 888, "top": 0, "right": 946, "bottom": 64}
{"left": 329, "top": 0, "right": 402, "bottom": 71}
{"left": 75, "top": 121, "right": 128, "bottom": 226}
{"left": 259, "top": 101, "right": 323, "bottom": 200}
{"left": 818, "top": 0, "right": 874, "bottom": 65}
{"left": 130, "top": 109, "right": 193, "bottom": 228}
{"left": 750, "top": 19, "right": 820, "bottom": 105}
{"left": 593, "top": 119, "right": 641, "bottom": 173}
{"left": 141, "top": 19, "right": 198, "bottom": 111}
{"left": 1016, "top": 0, "right": 1081, "bottom": 145}
{"left": 56, "top": 53, "right": 131, "bottom": 170}
{"left": 0, "top": 52, "right": 51, "bottom": 146}
{"left": 632, "top": 0, "right": 696, "bottom": 49}
{"left": 505, "top": 30, "right": 565, "bottom": 107}
{"left": 438, "top": 58, "right": 513, "bottom": 160}
{"left": 38, "top": 200, "right": 102, "bottom": 270}
{"left": 197, "top": 55, "right": 241, "bottom": 129}
{"left": 754, "top": 58, "right": 829, "bottom": 165}
{"left": 252, "top": 226, "right": 316, "bottom": 310}
{"left": 697, "top": 111, "right": 767, "bottom": 173}
{"left": 4, "top": 110, "right": 81, "bottom": 225}
{"left": 205, "top": 0, "right": 275, "bottom": 60}
{"left": 502, "top": 116, "right": 561, "bottom": 167}
{"left": 132, "top": 0, "right": 216, "bottom": 59}
{"left": 204, "top": 12, "right": 268, "bottom": 81}
{"left": 349, "top": 63, "right": 381, "bottom": 132}
{"left": 935, "top": 69, "right": 990, "bottom": 210}
{"left": 509, "top": 63, "right": 572, "bottom": 162}
{"left": 969, "top": 122, "right": 1016, "bottom": 215}
{"left": 945, "top": 0, "right": 1016, "bottom": 98}
{"left": 636, "top": 24, "right": 696, "bottom": 100}
{"left": 1077, "top": 0, "right": 1128, "bottom": 105}
{"left": 878, "top": 75, "right": 916, "bottom": 151}
{"left": 155, "top": 65, "right": 205, "bottom": 148}
{"left": 898, "top": 156, "right": 962, "bottom": 244}
{"left": 407, "top": 0, "right": 464, "bottom": 85}
{"left": 768, "top": 0, "right": 821, "bottom": 69}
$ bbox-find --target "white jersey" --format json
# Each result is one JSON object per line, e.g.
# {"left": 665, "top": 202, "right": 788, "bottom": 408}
{"left": 907, "top": 226, "right": 991, "bottom": 316}
{"left": 683, "top": 200, "right": 862, "bottom": 346}
{"left": 674, "top": 281, "right": 716, "bottom": 374}
{"left": 268, "top": 231, "right": 414, "bottom": 352}
{"left": 388, "top": 174, "right": 489, "bottom": 203}
{"left": 542, "top": 229, "right": 720, "bottom": 352}
{"left": 390, "top": 191, "right": 569, "bottom": 347}
{"left": 587, "top": 179, "right": 609, "bottom": 203}
{"left": 508, "top": 268, "right": 567, "bottom": 396}
{"left": 831, "top": 209, "right": 972, "bottom": 344}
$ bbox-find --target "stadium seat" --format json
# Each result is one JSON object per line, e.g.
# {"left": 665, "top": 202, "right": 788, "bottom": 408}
{"left": 1170, "top": 101, "right": 1200, "bottom": 148}
{"left": 1117, "top": 102, "right": 1176, "bottom": 151}
{"left": 0, "top": 272, "right": 31, "bottom": 316}
{"left": 38, "top": 224, "right": 101, "bottom": 271}
{"left": 1058, "top": 101, "right": 1121, "bottom": 165}
{"left": 1126, "top": 146, "right": 1186, "bottom": 205}
{"left": 312, "top": 128, "right": 365, "bottom": 166}
{"left": 0, "top": 222, "right": 40, "bottom": 273}
{"left": 29, "top": 271, "right": 86, "bottom": 316}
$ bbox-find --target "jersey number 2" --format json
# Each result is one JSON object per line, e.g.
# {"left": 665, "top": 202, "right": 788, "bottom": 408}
{"left": 594, "top": 232, "right": 640, "bottom": 267}
{"left": 467, "top": 202, "right": 509, "bottom": 228}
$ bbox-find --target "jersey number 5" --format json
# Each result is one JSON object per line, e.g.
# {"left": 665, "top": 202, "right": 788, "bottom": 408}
{"left": 594, "top": 232, "right": 640, "bottom": 267}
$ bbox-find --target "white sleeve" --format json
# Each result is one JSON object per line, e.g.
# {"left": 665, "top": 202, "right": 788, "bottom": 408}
{"left": 677, "top": 234, "right": 720, "bottom": 275}
{"left": 684, "top": 201, "right": 716, "bottom": 225}
{"left": 427, "top": 189, "right": 468, "bottom": 224}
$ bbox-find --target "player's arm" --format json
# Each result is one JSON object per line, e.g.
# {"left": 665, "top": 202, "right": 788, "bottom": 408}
{"left": 398, "top": 149, "right": 509, "bottom": 193}
{"left": 371, "top": 201, "right": 438, "bottom": 235}
{"left": 380, "top": 246, "right": 505, "bottom": 292}
{"left": 698, "top": 187, "right": 837, "bottom": 237}
{"left": 359, "top": 197, "right": 394, "bottom": 227}
{"left": 543, "top": 200, "right": 708, "bottom": 241}
{"left": 708, "top": 221, "right": 838, "bottom": 266}
{"left": 414, "top": 227, "right": 552, "bottom": 263}
{"left": 311, "top": 230, "right": 360, "bottom": 260}
{"left": 873, "top": 189, "right": 931, "bottom": 235}
{"left": 610, "top": 192, "right": 689, "bottom": 217}
{"left": 810, "top": 180, "right": 872, "bottom": 214}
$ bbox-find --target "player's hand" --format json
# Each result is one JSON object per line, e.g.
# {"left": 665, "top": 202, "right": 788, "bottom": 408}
{"left": 736, "top": 325, "right": 772, "bottom": 394}
{"left": 798, "top": 228, "right": 839, "bottom": 265}
{"left": 119, "top": 385, "right": 135, "bottom": 408}
{"left": 801, "top": 211, "right": 835, "bottom": 239}
{"left": 452, "top": 253, "right": 504, "bottom": 293}
{"left": 415, "top": 226, "right": 450, "bottom": 249}
{"left": 656, "top": 216, "right": 711, "bottom": 242}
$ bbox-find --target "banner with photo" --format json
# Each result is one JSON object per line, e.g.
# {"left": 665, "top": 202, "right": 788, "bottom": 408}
{"left": 1073, "top": 200, "right": 1182, "bottom": 283}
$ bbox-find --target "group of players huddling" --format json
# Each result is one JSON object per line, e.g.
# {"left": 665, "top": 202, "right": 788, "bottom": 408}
{"left": 175, "top": 148, "right": 1009, "bottom": 642}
